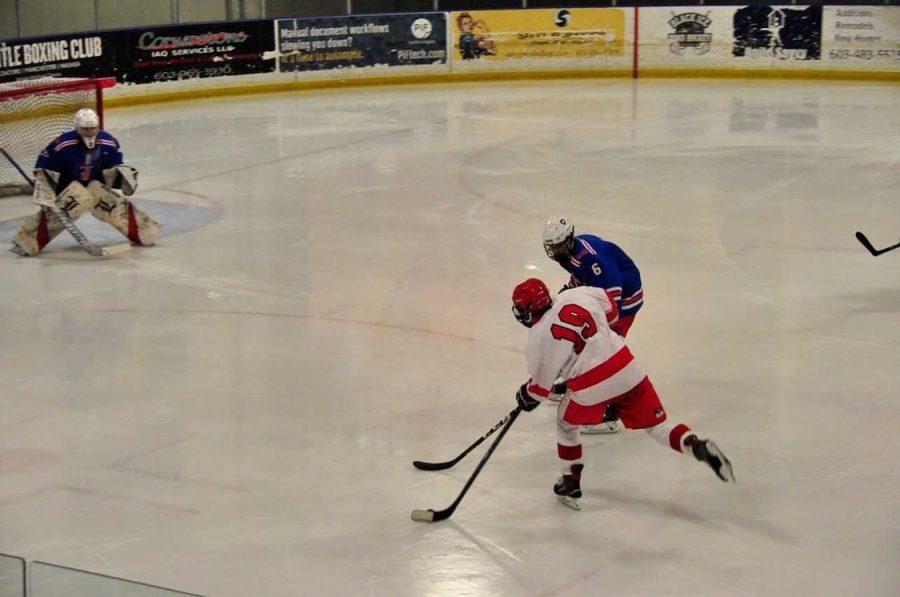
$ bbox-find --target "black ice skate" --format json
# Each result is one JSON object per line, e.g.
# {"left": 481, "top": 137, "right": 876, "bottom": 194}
{"left": 554, "top": 463, "right": 584, "bottom": 510}
{"left": 687, "top": 436, "right": 735, "bottom": 483}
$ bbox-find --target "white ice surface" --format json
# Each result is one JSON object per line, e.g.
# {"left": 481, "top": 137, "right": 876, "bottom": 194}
{"left": 1, "top": 79, "right": 898, "bottom": 597}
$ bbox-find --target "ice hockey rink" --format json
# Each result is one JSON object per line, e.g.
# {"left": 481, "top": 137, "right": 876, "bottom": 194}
{"left": 0, "top": 78, "right": 898, "bottom": 596}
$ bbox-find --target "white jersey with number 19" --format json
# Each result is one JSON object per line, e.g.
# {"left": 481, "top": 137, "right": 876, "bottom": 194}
{"left": 523, "top": 286, "right": 647, "bottom": 407}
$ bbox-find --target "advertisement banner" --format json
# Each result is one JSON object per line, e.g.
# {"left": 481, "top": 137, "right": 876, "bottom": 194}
{"left": 117, "top": 21, "right": 275, "bottom": 85}
{"left": 450, "top": 9, "right": 626, "bottom": 63}
{"left": 0, "top": 33, "right": 117, "bottom": 83}
{"left": 665, "top": 11, "right": 715, "bottom": 57}
{"left": 639, "top": 8, "right": 733, "bottom": 70}
{"left": 824, "top": 6, "right": 900, "bottom": 66}
{"left": 277, "top": 13, "right": 447, "bottom": 72}
{"left": 732, "top": 5, "right": 822, "bottom": 61}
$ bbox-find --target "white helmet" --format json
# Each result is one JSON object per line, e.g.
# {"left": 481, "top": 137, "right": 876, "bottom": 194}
{"left": 542, "top": 216, "right": 575, "bottom": 259}
{"left": 74, "top": 108, "right": 100, "bottom": 148}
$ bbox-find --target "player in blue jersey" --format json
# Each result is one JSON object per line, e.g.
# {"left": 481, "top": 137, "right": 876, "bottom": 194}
{"left": 542, "top": 216, "right": 645, "bottom": 434}
{"left": 10, "top": 108, "right": 159, "bottom": 256}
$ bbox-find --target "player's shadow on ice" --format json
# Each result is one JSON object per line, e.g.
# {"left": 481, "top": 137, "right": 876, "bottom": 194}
{"left": 594, "top": 486, "right": 797, "bottom": 546}
{"left": 837, "top": 288, "right": 900, "bottom": 315}
{"left": 438, "top": 517, "right": 681, "bottom": 595}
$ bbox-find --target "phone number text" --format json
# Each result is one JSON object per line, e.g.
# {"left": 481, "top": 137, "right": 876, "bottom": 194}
{"left": 828, "top": 49, "right": 900, "bottom": 60}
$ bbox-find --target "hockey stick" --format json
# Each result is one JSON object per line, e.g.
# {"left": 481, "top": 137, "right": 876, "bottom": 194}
{"left": 411, "top": 406, "right": 522, "bottom": 523}
{"left": 412, "top": 406, "right": 519, "bottom": 471}
{"left": 855, "top": 231, "right": 900, "bottom": 257}
{"left": 1, "top": 149, "right": 130, "bottom": 257}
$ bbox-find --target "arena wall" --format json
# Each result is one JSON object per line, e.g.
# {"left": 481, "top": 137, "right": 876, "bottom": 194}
{"left": 0, "top": 6, "right": 896, "bottom": 108}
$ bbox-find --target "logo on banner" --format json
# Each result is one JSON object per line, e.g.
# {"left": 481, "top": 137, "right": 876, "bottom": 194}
{"left": 667, "top": 12, "right": 712, "bottom": 55}
{"left": 137, "top": 31, "right": 249, "bottom": 51}
{"left": 0, "top": 37, "right": 103, "bottom": 68}
{"left": 0, "top": 35, "right": 111, "bottom": 83}
{"left": 733, "top": 4, "right": 822, "bottom": 60}
{"left": 411, "top": 18, "right": 433, "bottom": 40}
{"left": 555, "top": 10, "right": 572, "bottom": 28}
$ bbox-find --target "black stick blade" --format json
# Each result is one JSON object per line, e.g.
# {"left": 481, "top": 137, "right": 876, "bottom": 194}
{"left": 411, "top": 507, "right": 453, "bottom": 523}
{"left": 412, "top": 459, "right": 456, "bottom": 471}
{"left": 856, "top": 231, "right": 878, "bottom": 255}
{"left": 856, "top": 232, "right": 900, "bottom": 256}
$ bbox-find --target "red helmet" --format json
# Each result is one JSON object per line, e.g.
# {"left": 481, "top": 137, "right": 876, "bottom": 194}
{"left": 512, "top": 278, "right": 552, "bottom": 327}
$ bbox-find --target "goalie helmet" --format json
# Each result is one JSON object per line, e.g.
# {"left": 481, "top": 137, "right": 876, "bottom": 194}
{"left": 512, "top": 278, "right": 552, "bottom": 328}
{"left": 74, "top": 108, "right": 100, "bottom": 149}
{"left": 542, "top": 216, "right": 576, "bottom": 260}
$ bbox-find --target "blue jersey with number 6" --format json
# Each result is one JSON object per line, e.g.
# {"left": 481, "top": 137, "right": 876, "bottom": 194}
{"left": 558, "top": 234, "right": 644, "bottom": 317}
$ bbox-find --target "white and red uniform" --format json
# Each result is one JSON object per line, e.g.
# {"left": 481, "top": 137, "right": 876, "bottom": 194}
{"left": 520, "top": 286, "right": 692, "bottom": 470}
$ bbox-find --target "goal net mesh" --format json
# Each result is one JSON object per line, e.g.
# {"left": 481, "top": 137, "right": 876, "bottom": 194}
{"left": 0, "top": 78, "right": 106, "bottom": 197}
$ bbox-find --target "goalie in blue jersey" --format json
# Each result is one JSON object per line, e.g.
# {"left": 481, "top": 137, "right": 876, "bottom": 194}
{"left": 10, "top": 108, "right": 159, "bottom": 256}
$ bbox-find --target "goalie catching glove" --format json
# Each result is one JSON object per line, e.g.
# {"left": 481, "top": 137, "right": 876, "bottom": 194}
{"left": 515, "top": 384, "right": 541, "bottom": 412}
{"left": 102, "top": 165, "right": 139, "bottom": 196}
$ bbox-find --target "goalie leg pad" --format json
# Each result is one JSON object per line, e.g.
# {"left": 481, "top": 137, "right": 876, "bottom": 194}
{"left": 55, "top": 181, "right": 98, "bottom": 216}
{"left": 88, "top": 181, "right": 159, "bottom": 245}
{"left": 12, "top": 182, "right": 96, "bottom": 255}
{"left": 12, "top": 211, "right": 54, "bottom": 255}
{"left": 126, "top": 201, "right": 160, "bottom": 245}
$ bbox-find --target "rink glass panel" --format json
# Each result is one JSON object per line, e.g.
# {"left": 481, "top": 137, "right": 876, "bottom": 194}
{"left": 0, "top": 554, "right": 25, "bottom": 597}
{"left": 29, "top": 562, "right": 204, "bottom": 597}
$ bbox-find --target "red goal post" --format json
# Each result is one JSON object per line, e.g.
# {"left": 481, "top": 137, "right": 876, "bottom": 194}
{"left": 0, "top": 77, "right": 115, "bottom": 197}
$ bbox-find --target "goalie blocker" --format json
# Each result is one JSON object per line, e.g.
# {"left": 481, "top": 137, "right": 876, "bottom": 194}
{"left": 103, "top": 164, "right": 138, "bottom": 196}
{"left": 12, "top": 168, "right": 159, "bottom": 256}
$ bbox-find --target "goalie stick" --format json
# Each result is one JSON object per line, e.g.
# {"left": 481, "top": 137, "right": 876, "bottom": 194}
{"left": 411, "top": 406, "right": 522, "bottom": 523}
{"left": 412, "top": 406, "right": 518, "bottom": 471}
{"left": 1, "top": 148, "right": 130, "bottom": 257}
{"left": 855, "top": 231, "right": 900, "bottom": 257}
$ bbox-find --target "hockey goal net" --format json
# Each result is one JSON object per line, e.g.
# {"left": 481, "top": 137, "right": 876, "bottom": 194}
{"left": 0, "top": 77, "right": 113, "bottom": 197}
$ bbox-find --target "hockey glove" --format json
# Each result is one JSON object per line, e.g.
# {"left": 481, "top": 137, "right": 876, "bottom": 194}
{"left": 515, "top": 384, "right": 541, "bottom": 412}
{"left": 102, "top": 165, "right": 139, "bottom": 196}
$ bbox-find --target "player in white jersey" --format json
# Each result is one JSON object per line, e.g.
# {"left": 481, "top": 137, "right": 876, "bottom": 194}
{"left": 511, "top": 278, "right": 734, "bottom": 510}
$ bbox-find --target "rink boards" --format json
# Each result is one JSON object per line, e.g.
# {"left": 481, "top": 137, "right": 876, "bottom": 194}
{"left": 0, "top": 6, "right": 897, "bottom": 105}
